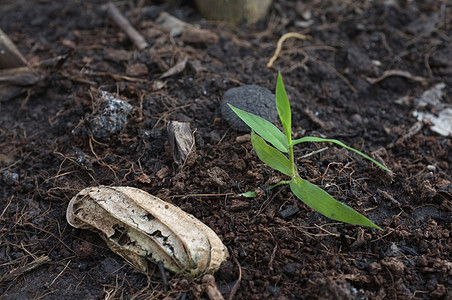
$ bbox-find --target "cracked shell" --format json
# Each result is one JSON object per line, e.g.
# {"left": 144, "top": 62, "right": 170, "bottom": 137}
{"left": 66, "top": 186, "right": 228, "bottom": 275}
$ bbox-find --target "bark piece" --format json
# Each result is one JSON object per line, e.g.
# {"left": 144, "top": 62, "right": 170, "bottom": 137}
{"left": 167, "top": 121, "right": 196, "bottom": 165}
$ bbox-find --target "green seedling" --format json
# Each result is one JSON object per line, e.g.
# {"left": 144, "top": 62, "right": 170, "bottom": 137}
{"left": 228, "top": 73, "right": 391, "bottom": 230}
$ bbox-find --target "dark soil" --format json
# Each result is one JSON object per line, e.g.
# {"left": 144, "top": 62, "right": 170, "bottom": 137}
{"left": 1, "top": 1, "right": 451, "bottom": 299}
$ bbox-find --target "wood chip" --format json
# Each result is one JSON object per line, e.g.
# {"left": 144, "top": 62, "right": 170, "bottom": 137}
{"left": 167, "top": 120, "right": 195, "bottom": 165}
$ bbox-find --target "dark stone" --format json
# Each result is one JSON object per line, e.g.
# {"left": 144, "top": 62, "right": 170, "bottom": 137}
{"left": 221, "top": 85, "right": 277, "bottom": 131}
{"left": 277, "top": 205, "right": 299, "bottom": 219}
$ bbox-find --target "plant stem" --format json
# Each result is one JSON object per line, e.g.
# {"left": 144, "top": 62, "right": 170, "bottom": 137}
{"left": 288, "top": 143, "right": 298, "bottom": 178}
{"left": 267, "top": 180, "right": 291, "bottom": 189}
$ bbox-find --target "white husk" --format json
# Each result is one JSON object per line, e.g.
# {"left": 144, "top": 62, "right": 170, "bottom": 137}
{"left": 67, "top": 186, "right": 228, "bottom": 275}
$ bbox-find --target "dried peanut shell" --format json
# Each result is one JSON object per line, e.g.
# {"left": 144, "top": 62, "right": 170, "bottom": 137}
{"left": 67, "top": 186, "right": 228, "bottom": 275}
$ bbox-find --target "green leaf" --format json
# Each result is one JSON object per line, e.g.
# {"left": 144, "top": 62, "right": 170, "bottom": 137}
{"left": 292, "top": 136, "right": 392, "bottom": 173}
{"left": 240, "top": 191, "right": 257, "bottom": 198}
{"left": 228, "top": 104, "right": 288, "bottom": 153}
{"left": 290, "top": 177, "right": 382, "bottom": 229}
{"left": 276, "top": 72, "right": 291, "bottom": 143}
{"left": 251, "top": 131, "right": 292, "bottom": 176}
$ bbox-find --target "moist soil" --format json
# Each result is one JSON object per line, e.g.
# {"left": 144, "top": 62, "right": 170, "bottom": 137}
{"left": 1, "top": 1, "right": 451, "bottom": 299}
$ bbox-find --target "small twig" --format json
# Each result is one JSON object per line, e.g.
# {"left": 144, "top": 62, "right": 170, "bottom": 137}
{"left": 300, "top": 147, "right": 329, "bottom": 159}
{"left": 137, "top": 91, "right": 144, "bottom": 121}
{"left": 370, "top": 225, "right": 400, "bottom": 243}
{"left": 0, "top": 196, "right": 13, "bottom": 219}
{"left": 313, "top": 224, "right": 340, "bottom": 237}
{"left": 316, "top": 60, "right": 357, "bottom": 93}
{"left": 82, "top": 70, "right": 150, "bottom": 82}
{"left": 303, "top": 108, "right": 333, "bottom": 130}
{"left": 0, "top": 255, "right": 51, "bottom": 282}
{"left": 367, "top": 69, "right": 429, "bottom": 85}
{"left": 48, "top": 259, "right": 71, "bottom": 288}
{"left": 268, "top": 244, "right": 278, "bottom": 271}
{"left": 89, "top": 137, "right": 119, "bottom": 182}
{"left": 19, "top": 88, "right": 32, "bottom": 111}
{"left": 282, "top": 48, "right": 309, "bottom": 73}
{"left": 170, "top": 193, "right": 234, "bottom": 199}
{"left": 377, "top": 189, "right": 401, "bottom": 207}
{"left": 377, "top": 32, "right": 392, "bottom": 54}
{"left": 424, "top": 46, "right": 436, "bottom": 77}
{"left": 228, "top": 255, "right": 242, "bottom": 300}
{"left": 267, "top": 32, "right": 311, "bottom": 68}
{"left": 107, "top": 2, "right": 149, "bottom": 51}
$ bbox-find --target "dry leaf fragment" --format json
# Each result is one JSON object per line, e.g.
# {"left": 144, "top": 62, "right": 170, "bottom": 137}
{"left": 67, "top": 186, "right": 228, "bottom": 275}
{"left": 159, "top": 58, "right": 188, "bottom": 79}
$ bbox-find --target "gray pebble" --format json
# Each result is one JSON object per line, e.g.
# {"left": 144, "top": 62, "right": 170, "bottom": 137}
{"left": 221, "top": 85, "right": 277, "bottom": 131}
{"left": 350, "top": 113, "right": 363, "bottom": 124}
{"left": 86, "top": 91, "right": 133, "bottom": 139}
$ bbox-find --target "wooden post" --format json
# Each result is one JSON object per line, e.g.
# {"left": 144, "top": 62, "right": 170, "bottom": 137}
{"left": 194, "top": 0, "right": 272, "bottom": 26}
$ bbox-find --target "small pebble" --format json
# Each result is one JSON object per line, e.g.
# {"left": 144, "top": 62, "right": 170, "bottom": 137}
{"left": 282, "top": 262, "right": 303, "bottom": 275}
{"left": 235, "top": 134, "right": 250, "bottom": 143}
{"left": 83, "top": 91, "right": 133, "bottom": 139}
{"left": 78, "top": 261, "right": 89, "bottom": 271}
{"left": 426, "top": 165, "right": 436, "bottom": 172}
{"left": 221, "top": 85, "right": 277, "bottom": 131}
{"left": 350, "top": 113, "right": 363, "bottom": 124}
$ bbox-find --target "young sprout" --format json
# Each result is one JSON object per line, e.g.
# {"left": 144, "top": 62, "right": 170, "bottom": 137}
{"left": 228, "top": 73, "right": 391, "bottom": 230}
